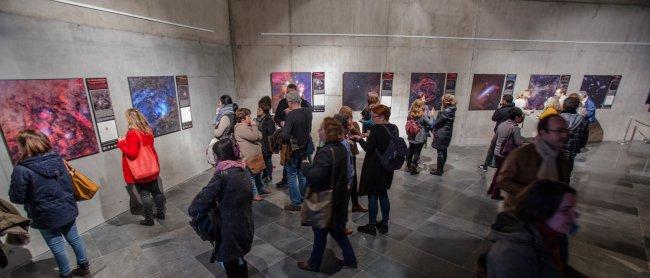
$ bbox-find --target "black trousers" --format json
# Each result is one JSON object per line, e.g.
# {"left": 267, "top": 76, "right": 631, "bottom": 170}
{"left": 437, "top": 148, "right": 448, "bottom": 170}
{"left": 483, "top": 134, "right": 497, "bottom": 167}
{"left": 134, "top": 179, "right": 165, "bottom": 220}
{"left": 406, "top": 142, "right": 424, "bottom": 168}
{"left": 349, "top": 156, "right": 359, "bottom": 206}
{"left": 223, "top": 258, "right": 248, "bottom": 278}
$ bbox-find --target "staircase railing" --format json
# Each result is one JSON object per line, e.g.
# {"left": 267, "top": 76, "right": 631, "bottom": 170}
{"left": 619, "top": 117, "right": 650, "bottom": 144}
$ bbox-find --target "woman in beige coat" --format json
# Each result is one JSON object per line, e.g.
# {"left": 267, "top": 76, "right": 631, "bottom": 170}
{"left": 234, "top": 108, "right": 269, "bottom": 201}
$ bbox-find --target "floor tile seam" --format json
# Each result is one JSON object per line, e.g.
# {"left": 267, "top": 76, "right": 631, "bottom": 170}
{"left": 427, "top": 211, "right": 492, "bottom": 238}
{"left": 401, "top": 229, "right": 484, "bottom": 272}
{"left": 374, "top": 252, "right": 436, "bottom": 277}
{"left": 570, "top": 251, "right": 650, "bottom": 275}
{"left": 569, "top": 247, "right": 650, "bottom": 272}
{"left": 571, "top": 237, "right": 648, "bottom": 261}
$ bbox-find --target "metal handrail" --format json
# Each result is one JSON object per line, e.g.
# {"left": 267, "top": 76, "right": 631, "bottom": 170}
{"left": 620, "top": 117, "right": 650, "bottom": 144}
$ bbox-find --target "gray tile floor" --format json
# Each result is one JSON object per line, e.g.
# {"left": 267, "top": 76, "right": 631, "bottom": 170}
{"left": 5, "top": 142, "right": 650, "bottom": 277}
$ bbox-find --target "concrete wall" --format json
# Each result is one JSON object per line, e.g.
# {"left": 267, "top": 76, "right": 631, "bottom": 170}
{"left": 230, "top": 0, "right": 650, "bottom": 144}
{"left": 0, "top": 1, "right": 233, "bottom": 272}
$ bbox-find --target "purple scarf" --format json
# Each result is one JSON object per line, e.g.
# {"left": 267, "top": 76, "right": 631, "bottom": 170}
{"left": 215, "top": 160, "right": 246, "bottom": 171}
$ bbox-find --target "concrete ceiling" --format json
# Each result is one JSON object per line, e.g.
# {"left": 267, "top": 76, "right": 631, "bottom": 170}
{"left": 519, "top": 0, "right": 650, "bottom": 6}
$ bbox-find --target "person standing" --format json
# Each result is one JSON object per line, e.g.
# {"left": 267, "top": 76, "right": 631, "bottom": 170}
{"left": 256, "top": 101, "right": 276, "bottom": 184}
{"left": 9, "top": 130, "right": 90, "bottom": 278}
{"left": 188, "top": 138, "right": 254, "bottom": 278}
{"left": 214, "top": 95, "right": 237, "bottom": 140}
{"left": 282, "top": 91, "right": 313, "bottom": 211}
{"left": 487, "top": 180, "right": 582, "bottom": 277}
{"left": 118, "top": 108, "right": 165, "bottom": 226}
{"left": 539, "top": 96, "right": 562, "bottom": 120}
{"left": 430, "top": 94, "right": 457, "bottom": 176}
{"left": 559, "top": 97, "right": 589, "bottom": 176}
{"left": 480, "top": 95, "right": 516, "bottom": 172}
{"left": 352, "top": 105, "right": 397, "bottom": 236}
{"left": 274, "top": 84, "right": 311, "bottom": 188}
{"left": 360, "top": 92, "right": 380, "bottom": 133}
{"left": 578, "top": 91, "right": 596, "bottom": 124}
{"left": 234, "top": 108, "right": 269, "bottom": 202}
{"left": 496, "top": 114, "right": 571, "bottom": 207}
{"left": 487, "top": 108, "right": 525, "bottom": 200}
{"left": 338, "top": 106, "right": 367, "bottom": 213}
{"left": 405, "top": 99, "right": 431, "bottom": 175}
{"left": 513, "top": 90, "right": 530, "bottom": 111}
{"left": 297, "top": 117, "right": 357, "bottom": 273}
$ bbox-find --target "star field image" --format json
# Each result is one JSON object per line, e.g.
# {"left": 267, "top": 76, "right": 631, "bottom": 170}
{"left": 527, "top": 75, "right": 561, "bottom": 110}
{"left": 580, "top": 75, "right": 614, "bottom": 108}
{"left": 409, "top": 73, "right": 446, "bottom": 110}
{"left": 342, "top": 72, "right": 381, "bottom": 111}
{"left": 0, "top": 78, "right": 99, "bottom": 163}
{"left": 270, "top": 72, "right": 312, "bottom": 112}
{"left": 468, "top": 74, "right": 506, "bottom": 111}
{"left": 128, "top": 76, "right": 181, "bottom": 137}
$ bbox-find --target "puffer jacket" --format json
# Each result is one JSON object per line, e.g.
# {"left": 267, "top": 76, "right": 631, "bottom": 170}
{"left": 560, "top": 110, "right": 589, "bottom": 159}
{"left": 408, "top": 115, "right": 432, "bottom": 144}
{"left": 9, "top": 152, "right": 78, "bottom": 229}
{"left": 487, "top": 212, "right": 567, "bottom": 278}
{"left": 431, "top": 106, "right": 456, "bottom": 150}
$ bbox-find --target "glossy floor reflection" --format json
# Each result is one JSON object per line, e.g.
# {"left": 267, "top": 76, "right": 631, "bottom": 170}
{"left": 6, "top": 142, "right": 649, "bottom": 277}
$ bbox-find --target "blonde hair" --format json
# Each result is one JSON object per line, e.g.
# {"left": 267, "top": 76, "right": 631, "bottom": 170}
{"left": 125, "top": 108, "right": 152, "bottom": 134}
{"left": 367, "top": 92, "right": 380, "bottom": 106}
{"left": 17, "top": 129, "right": 52, "bottom": 162}
{"left": 408, "top": 99, "right": 425, "bottom": 119}
{"left": 545, "top": 96, "right": 562, "bottom": 111}
{"left": 441, "top": 94, "right": 457, "bottom": 108}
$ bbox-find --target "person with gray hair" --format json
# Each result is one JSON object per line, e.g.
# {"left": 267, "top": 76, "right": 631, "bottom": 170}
{"left": 282, "top": 91, "right": 314, "bottom": 211}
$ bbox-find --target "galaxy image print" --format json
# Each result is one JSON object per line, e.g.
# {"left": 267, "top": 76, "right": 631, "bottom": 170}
{"left": 128, "top": 76, "right": 181, "bottom": 137}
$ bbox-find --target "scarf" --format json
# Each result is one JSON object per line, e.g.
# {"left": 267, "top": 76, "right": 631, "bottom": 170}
{"left": 214, "top": 104, "right": 234, "bottom": 125}
{"left": 534, "top": 137, "right": 559, "bottom": 180}
{"left": 215, "top": 160, "right": 246, "bottom": 171}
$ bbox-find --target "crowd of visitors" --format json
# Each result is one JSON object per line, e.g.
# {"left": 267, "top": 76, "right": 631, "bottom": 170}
{"left": 5, "top": 84, "right": 596, "bottom": 277}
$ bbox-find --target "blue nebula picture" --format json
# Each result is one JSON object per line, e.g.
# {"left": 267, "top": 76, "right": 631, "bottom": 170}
{"left": 128, "top": 76, "right": 180, "bottom": 137}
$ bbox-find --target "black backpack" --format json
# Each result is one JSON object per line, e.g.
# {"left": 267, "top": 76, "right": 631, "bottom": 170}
{"left": 222, "top": 114, "right": 236, "bottom": 137}
{"left": 189, "top": 177, "right": 224, "bottom": 263}
{"left": 375, "top": 125, "right": 408, "bottom": 171}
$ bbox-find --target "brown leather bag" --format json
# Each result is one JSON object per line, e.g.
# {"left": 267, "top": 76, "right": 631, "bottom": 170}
{"left": 64, "top": 161, "right": 100, "bottom": 201}
{"left": 246, "top": 153, "right": 266, "bottom": 174}
{"left": 280, "top": 143, "right": 290, "bottom": 166}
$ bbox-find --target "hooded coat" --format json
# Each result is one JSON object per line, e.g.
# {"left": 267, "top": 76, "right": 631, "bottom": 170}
{"left": 9, "top": 152, "right": 78, "bottom": 229}
{"left": 560, "top": 111, "right": 589, "bottom": 159}
{"left": 487, "top": 212, "right": 568, "bottom": 278}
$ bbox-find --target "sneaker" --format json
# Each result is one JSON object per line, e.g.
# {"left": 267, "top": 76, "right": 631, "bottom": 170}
{"left": 71, "top": 262, "right": 90, "bottom": 276}
{"left": 297, "top": 261, "right": 318, "bottom": 272}
{"left": 376, "top": 221, "right": 388, "bottom": 234}
{"left": 153, "top": 212, "right": 165, "bottom": 220}
{"left": 351, "top": 204, "right": 368, "bottom": 213}
{"left": 140, "top": 219, "right": 154, "bottom": 226}
{"left": 283, "top": 204, "right": 301, "bottom": 211}
{"left": 357, "top": 224, "right": 376, "bottom": 236}
{"left": 478, "top": 165, "right": 488, "bottom": 172}
{"left": 335, "top": 258, "right": 358, "bottom": 268}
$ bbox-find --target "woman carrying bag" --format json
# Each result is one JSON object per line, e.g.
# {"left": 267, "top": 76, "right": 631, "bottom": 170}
{"left": 118, "top": 108, "right": 165, "bottom": 226}
{"left": 233, "top": 108, "right": 268, "bottom": 201}
{"left": 297, "top": 117, "right": 357, "bottom": 272}
{"left": 9, "top": 129, "right": 90, "bottom": 278}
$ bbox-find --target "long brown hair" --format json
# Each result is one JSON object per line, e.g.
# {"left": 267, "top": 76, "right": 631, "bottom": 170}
{"left": 441, "top": 94, "right": 457, "bottom": 108}
{"left": 17, "top": 129, "right": 52, "bottom": 162}
{"left": 320, "top": 117, "right": 344, "bottom": 143}
{"left": 367, "top": 92, "right": 380, "bottom": 109}
{"left": 125, "top": 108, "right": 152, "bottom": 134}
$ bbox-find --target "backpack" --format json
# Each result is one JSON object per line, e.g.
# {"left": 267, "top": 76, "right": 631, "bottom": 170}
{"left": 189, "top": 174, "right": 224, "bottom": 263}
{"left": 269, "top": 128, "right": 284, "bottom": 154}
{"left": 375, "top": 125, "right": 408, "bottom": 171}
{"left": 222, "top": 114, "right": 236, "bottom": 138}
{"left": 405, "top": 118, "right": 421, "bottom": 138}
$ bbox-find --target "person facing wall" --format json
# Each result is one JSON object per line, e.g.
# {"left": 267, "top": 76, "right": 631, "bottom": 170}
{"left": 234, "top": 107, "right": 268, "bottom": 201}
{"left": 430, "top": 94, "right": 457, "bottom": 176}
{"left": 9, "top": 129, "right": 90, "bottom": 278}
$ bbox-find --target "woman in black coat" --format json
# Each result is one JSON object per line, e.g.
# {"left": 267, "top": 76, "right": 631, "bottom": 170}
{"left": 430, "top": 94, "right": 457, "bottom": 176}
{"left": 297, "top": 117, "right": 357, "bottom": 272}
{"left": 188, "top": 138, "right": 254, "bottom": 278}
{"left": 352, "top": 105, "right": 398, "bottom": 236}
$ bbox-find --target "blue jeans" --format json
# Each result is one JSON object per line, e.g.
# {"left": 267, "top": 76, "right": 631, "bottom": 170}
{"left": 39, "top": 221, "right": 88, "bottom": 276}
{"left": 368, "top": 193, "right": 390, "bottom": 225}
{"left": 308, "top": 223, "right": 357, "bottom": 271}
{"left": 246, "top": 169, "right": 261, "bottom": 197}
{"left": 286, "top": 156, "right": 307, "bottom": 206}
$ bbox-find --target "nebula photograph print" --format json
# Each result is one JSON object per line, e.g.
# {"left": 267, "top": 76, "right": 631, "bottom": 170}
{"left": 128, "top": 76, "right": 181, "bottom": 137}
{"left": 0, "top": 78, "right": 100, "bottom": 163}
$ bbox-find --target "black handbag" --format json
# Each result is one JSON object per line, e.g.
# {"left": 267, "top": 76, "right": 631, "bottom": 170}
{"left": 300, "top": 147, "right": 336, "bottom": 229}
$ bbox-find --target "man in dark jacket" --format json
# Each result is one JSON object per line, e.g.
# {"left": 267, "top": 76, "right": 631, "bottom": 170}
{"left": 282, "top": 91, "right": 313, "bottom": 211}
{"left": 560, "top": 97, "right": 589, "bottom": 176}
{"left": 274, "top": 84, "right": 311, "bottom": 187}
{"left": 257, "top": 101, "right": 276, "bottom": 183}
{"left": 480, "top": 95, "right": 516, "bottom": 172}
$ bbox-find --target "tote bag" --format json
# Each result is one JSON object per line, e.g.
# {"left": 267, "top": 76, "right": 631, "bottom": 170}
{"left": 64, "top": 161, "right": 100, "bottom": 201}
{"left": 300, "top": 148, "right": 336, "bottom": 229}
{"left": 126, "top": 131, "right": 160, "bottom": 180}
{"left": 246, "top": 153, "right": 266, "bottom": 174}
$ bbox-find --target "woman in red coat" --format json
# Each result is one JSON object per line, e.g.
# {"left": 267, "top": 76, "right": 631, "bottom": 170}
{"left": 117, "top": 108, "right": 165, "bottom": 226}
